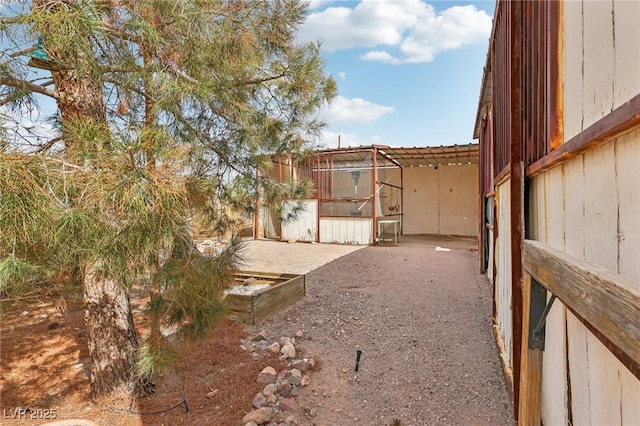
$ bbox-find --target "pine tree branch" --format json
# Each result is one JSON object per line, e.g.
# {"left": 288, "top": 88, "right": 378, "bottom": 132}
{"left": 241, "top": 72, "right": 286, "bottom": 87}
{"left": 34, "top": 136, "right": 63, "bottom": 154}
{"left": 0, "top": 76, "right": 58, "bottom": 100}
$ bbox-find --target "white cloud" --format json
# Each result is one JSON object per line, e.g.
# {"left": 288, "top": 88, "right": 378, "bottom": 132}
{"left": 300, "top": 0, "right": 492, "bottom": 64}
{"left": 336, "top": 71, "right": 347, "bottom": 80}
{"left": 321, "top": 95, "right": 394, "bottom": 126}
{"left": 306, "top": 0, "right": 334, "bottom": 10}
{"left": 360, "top": 50, "right": 395, "bottom": 62}
{"left": 319, "top": 130, "right": 383, "bottom": 149}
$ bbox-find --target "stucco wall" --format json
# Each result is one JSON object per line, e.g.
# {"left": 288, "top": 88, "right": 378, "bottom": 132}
{"left": 403, "top": 164, "right": 478, "bottom": 236}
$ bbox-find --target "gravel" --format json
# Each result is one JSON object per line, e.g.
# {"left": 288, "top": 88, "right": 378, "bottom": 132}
{"left": 249, "top": 235, "right": 515, "bottom": 426}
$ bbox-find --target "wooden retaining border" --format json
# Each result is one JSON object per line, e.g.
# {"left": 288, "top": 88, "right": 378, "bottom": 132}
{"left": 225, "top": 271, "right": 305, "bottom": 326}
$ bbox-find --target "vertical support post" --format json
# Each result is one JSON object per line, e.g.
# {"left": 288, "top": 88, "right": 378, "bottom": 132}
{"left": 547, "top": 0, "right": 563, "bottom": 150}
{"left": 316, "top": 153, "right": 321, "bottom": 243}
{"left": 518, "top": 274, "right": 543, "bottom": 425}
{"left": 479, "top": 117, "right": 487, "bottom": 273}
{"left": 509, "top": 0, "right": 524, "bottom": 418}
{"left": 254, "top": 168, "right": 260, "bottom": 239}
{"left": 372, "top": 147, "right": 378, "bottom": 243}
{"left": 400, "top": 165, "right": 404, "bottom": 235}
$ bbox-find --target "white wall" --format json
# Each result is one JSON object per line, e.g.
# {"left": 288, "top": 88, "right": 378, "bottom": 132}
{"left": 319, "top": 217, "right": 372, "bottom": 245}
{"left": 281, "top": 200, "right": 318, "bottom": 242}
{"left": 495, "top": 179, "right": 513, "bottom": 369}
{"left": 529, "top": 133, "right": 640, "bottom": 426}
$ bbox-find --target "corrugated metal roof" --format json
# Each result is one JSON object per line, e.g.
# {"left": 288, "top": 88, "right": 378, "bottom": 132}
{"left": 383, "top": 144, "right": 479, "bottom": 168}
{"left": 310, "top": 144, "right": 479, "bottom": 169}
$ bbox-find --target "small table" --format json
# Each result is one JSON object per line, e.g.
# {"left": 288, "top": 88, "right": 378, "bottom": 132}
{"left": 377, "top": 219, "right": 401, "bottom": 245}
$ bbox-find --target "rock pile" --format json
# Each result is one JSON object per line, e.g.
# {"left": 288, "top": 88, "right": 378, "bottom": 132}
{"left": 241, "top": 331, "right": 316, "bottom": 426}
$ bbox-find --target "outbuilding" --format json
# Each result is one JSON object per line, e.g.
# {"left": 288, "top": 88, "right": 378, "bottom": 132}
{"left": 255, "top": 143, "right": 479, "bottom": 245}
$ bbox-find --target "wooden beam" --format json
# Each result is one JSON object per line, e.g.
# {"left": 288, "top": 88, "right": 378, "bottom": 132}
{"left": 527, "top": 93, "right": 640, "bottom": 177}
{"left": 518, "top": 274, "right": 543, "bottom": 426}
{"left": 523, "top": 239, "right": 640, "bottom": 379}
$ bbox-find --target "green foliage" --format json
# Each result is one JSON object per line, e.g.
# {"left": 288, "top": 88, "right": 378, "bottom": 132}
{"left": 136, "top": 340, "right": 177, "bottom": 379}
{"left": 1, "top": 0, "right": 335, "bottom": 380}
{"left": 158, "top": 237, "right": 245, "bottom": 340}
{"left": 0, "top": 257, "right": 41, "bottom": 298}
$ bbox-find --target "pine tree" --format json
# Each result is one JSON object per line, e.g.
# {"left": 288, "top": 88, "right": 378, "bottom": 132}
{"left": 1, "top": 0, "right": 335, "bottom": 397}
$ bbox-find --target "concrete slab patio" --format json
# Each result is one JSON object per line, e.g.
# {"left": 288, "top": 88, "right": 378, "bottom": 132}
{"left": 239, "top": 239, "right": 365, "bottom": 275}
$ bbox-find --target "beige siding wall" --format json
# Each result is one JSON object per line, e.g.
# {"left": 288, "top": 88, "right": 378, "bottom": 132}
{"left": 563, "top": 0, "right": 640, "bottom": 141}
{"left": 528, "top": 130, "right": 640, "bottom": 426}
{"left": 558, "top": 2, "right": 640, "bottom": 422}
{"left": 403, "top": 164, "right": 478, "bottom": 236}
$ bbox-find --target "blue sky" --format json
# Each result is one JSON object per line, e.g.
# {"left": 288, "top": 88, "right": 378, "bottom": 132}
{"left": 299, "top": 0, "right": 496, "bottom": 148}
{"left": 1, "top": 0, "right": 495, "bottom": 150}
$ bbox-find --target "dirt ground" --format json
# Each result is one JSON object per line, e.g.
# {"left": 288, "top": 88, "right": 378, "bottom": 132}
{"left": 251, "top": 235, "right": 514, "bottom": 425}
{"left": 0, "top": 235, "right": 514, "bottom": 425}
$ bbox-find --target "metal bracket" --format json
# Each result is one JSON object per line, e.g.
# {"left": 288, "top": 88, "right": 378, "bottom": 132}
{"left": 528, "top": 277, "right": 556, "bottom": 350}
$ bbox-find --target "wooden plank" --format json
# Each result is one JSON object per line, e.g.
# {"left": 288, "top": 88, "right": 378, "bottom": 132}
{"left": 566, "top": 312, "right": 591, "bottom": 425}
{"left": 613, "top": 0, "right": 640, "bottom": 109}
{"left": 561, "top": 0, "right": 584, "bottom": 142}
{"left": 562, "top": 158, "right": 584, "bottom": 259}
{"left": 621, "top": 366, "right": 640, "bottom": 424}
{"left": 527, "top": 93, "right": 640, "bottom": 177}
{"left": 614, "top": 130, "right": 640, "bottom": 424}
{"left": 584, "top": 143, "right": 618, "bottom": 270}
{"left": 517, "top": 274, "right": 543, "bottom": 426}
{"left": 561, "top": 156, "right": 590, "bottom": 424}
{"left": 583, "top": 142, "right": 624, "bottom": 424}
{"left": 523, "top": 239, "right": 640, "bottom": 372}
{"left": 616, "top": 129, "right": 640, "bottom": 280}
{"left": 526, "top": 175, "right": 544, "bottom": 241}
{"left": 497, "top": 181, "right": 513, "bottom": 366}
{"left": 540, "top": 297, "right": 568, "bottom": 425}
{"left": 540, "top": 166, "right": 569, "bottom": 425}
{"left": 587, "top": 334, "right": 622, "bottom": 425}
{"left": 583, "top": 0, "right": 615, "bottom": 129}
{"left": 226, "top": 274, "right": 305, "bottom": 326}
{"left": 253, "top": 275, "right": 305, "bottom": 324}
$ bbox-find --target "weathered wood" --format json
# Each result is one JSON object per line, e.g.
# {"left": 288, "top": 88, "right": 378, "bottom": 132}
{"left": 253, "top": 274, "right": 305, "bottom": 324}
{"left": 225, "top": 272, "right": 305, "bottom": 326}
{"left": 526, "top": 93, "right": 640, "bottom": 177}
{"left": 523, "top": 239, "right": 640, "bottom": 376}
{"left": 616, "top": 130, "right": 640, "bottom": 279}
{"left": 539, "top": 166, "right": 569, "bottom": 425}
{"left": 496, "top": 181, "right": 513, "bottom": 367}
{"left": 518, "top": 274, "right": 543, "bottom": 426}
{"left": 566, "top": 312, "right": 592, "bottom": 425}
{"left": 583, "top": 141, "right": 623, "bottom": 424}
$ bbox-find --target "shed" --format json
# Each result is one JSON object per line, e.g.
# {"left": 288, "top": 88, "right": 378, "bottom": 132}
{"left": 255, "top": 143, "right": 479, "bottom": 244}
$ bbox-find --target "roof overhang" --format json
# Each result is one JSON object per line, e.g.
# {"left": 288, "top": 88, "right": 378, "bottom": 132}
{"left": 383, "top": 144, "right": 479, "bottom": 168}
{"left": 309, "top": 143, "right": 479, "bottom": 169}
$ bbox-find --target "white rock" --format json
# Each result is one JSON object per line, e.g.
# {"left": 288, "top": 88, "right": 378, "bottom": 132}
{"left": 281, "top": 343, "right": 296, "bottom": 359}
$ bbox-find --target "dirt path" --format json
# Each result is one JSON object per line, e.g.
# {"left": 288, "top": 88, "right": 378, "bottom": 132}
{"left": 250, "top": 235, "right": 514, "bottom": 425}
